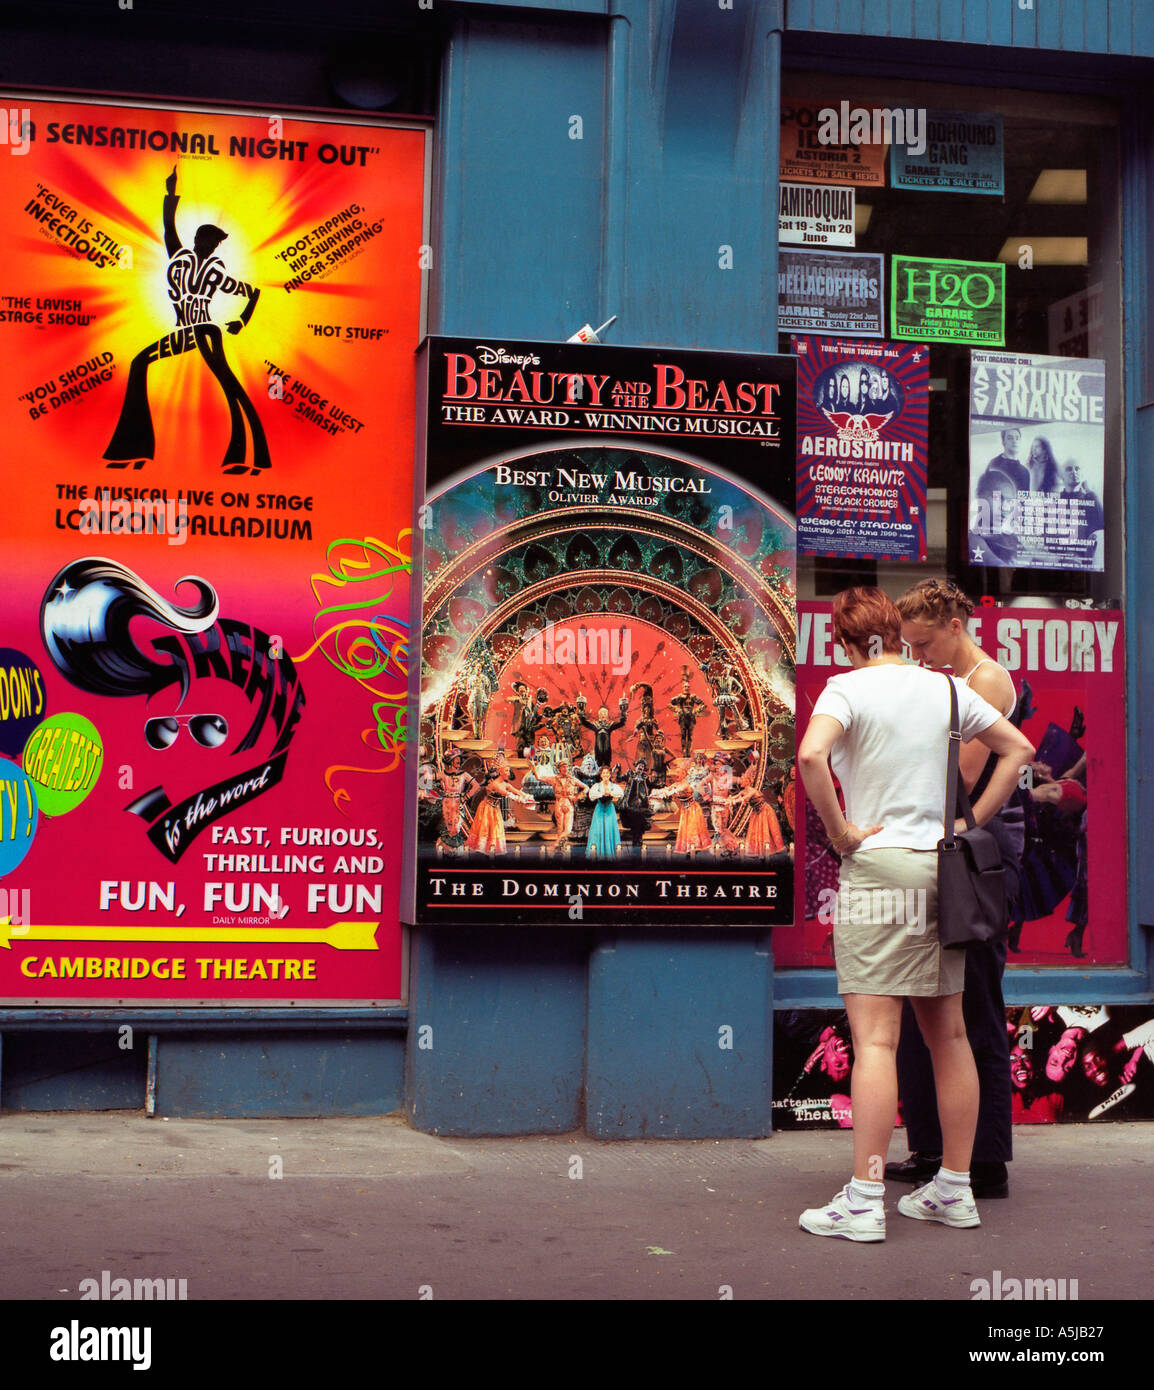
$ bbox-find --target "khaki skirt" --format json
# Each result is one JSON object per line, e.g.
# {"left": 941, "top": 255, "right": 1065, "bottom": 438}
{"left": 833, "top": 847, "right": 964, "bottom": 998}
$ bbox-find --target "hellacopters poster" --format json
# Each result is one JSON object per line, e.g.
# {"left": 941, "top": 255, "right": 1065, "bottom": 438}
{"left": 0, "top": 97, "right": 428, "bottom": 1003}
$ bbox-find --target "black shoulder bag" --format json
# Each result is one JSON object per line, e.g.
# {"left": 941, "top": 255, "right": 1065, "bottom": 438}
{"left": 937, "top": 675, "right": 1007, "bottom": 949}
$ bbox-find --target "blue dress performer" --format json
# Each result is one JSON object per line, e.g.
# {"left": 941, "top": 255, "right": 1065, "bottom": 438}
{"left": 586, "top": 767, "right": 624, "bottom": 859}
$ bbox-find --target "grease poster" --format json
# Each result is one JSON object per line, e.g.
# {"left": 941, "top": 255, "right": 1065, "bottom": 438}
{"left": 0, "top": 97, "right": 428, "bottom": 1003}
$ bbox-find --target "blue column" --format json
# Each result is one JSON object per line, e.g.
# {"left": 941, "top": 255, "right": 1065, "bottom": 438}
{"left": 411, "top": 1, "right": 787, "bottom": 1136}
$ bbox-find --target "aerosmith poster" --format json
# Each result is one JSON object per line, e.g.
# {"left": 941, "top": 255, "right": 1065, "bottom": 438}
{"left": 404, "top": 337, "right": 797, "bottom": 925}
{"left": 0, "top": 96, "right": 427, "bottom": 1003}
{"left": 779, "top": 600, "right": 1127, "bottom": 971}
{"left": 792, "top": 336, "right": 929, "bottom": 561}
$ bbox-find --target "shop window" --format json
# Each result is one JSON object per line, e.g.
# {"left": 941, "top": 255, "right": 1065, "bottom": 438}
{"left": 780, "top": 75, "right": 1122, "bottom": 608}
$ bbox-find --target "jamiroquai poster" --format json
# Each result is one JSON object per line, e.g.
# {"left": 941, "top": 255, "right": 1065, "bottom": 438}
{"left": 404, "top": 337, "right": 798, "bottom": 926}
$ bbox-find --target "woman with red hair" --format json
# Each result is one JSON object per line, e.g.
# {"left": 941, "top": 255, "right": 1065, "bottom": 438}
{"left": 796, "top": 587, "right": 1033, "bottom": 1243}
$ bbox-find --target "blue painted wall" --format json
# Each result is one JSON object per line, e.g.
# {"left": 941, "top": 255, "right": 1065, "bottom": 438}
{"left": 3, "top": 0, "right": 1150, "bottom": 1127}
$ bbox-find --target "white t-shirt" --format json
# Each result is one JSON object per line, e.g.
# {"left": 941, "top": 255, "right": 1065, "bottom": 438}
{"left": 812, "top": 664, "right": 1002, "bottom": 851}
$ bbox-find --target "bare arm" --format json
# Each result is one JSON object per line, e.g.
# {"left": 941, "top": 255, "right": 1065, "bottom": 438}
{"left": 797, "top": 713, "right": 883, "bottom": 853}
{"left": 959, "top": 662, "right": 1016, "bottom": 790}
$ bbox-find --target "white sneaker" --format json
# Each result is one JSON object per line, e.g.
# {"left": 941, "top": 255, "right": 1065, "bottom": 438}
{"left": 799, "top": 1185, "right": 886, "bottom": 1242}
{"left": 897, "top": 1180, "right": 981, "bottom": 1228}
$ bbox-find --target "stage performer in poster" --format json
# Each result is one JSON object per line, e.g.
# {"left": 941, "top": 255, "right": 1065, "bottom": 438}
{"left": 536, "top": 759, "right": 587, "bottom": 857}
{"left": 585, "top": 765, "right": 625, "bottom": 860}
{"left": 618, "top": 757, "right": 655, "bottom": 851}
{"left": 103, "top": 167, "right": 270, "bottom": 475}
{"left": 726, "top": 755, "right": 787, "bottom": 859}
{"left": 711, "top": 665, "right": 746, "bottom": 737}
{"left": 652, "top": 754, "right": 713, "bottom": 857}
{"left": 509, "top": 682, "right": 555, "bottom": 755}
{"left": 884, "top": 578, "right": 1026, "bottom": 1200}
{"left": 669, "top": 669, "right": 708, "bottom": 759}
{"left": 708, "top": 752, "right": 741, "bottom": 855}
{"left": 576, "top": 693, "right": 629, "bottom": 768}
{"left": 649, "top": 729, "right": 672, "bottom": 789}
{"left": 629, "top": 684, "right": 660, "bottom": 764}
{"left": 467, "top": 766, "right": 534, "bottom": 856}
{"left": 428, "top": 748, "right": 480, "bottom": 858}
{"left": 464, "top": 646, "right": 498, "bottom": 741}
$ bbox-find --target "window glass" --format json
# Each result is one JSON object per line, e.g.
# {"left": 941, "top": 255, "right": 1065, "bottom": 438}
{"left": 781, "top": 74, "right": 1122, "bottom": 608}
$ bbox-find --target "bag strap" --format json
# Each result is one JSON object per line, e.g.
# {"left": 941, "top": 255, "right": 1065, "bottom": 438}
{"left": 943, "top": 674, "right": 979, "bottom": 846}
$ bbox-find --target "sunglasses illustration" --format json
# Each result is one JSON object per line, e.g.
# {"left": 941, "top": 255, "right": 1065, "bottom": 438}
{"left": 144, "top": 714, "right": 229, "bottom": 750}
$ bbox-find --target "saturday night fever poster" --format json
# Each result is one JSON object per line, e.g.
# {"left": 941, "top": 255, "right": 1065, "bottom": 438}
{"left": 404, "top": 337, "right": 798, "bottom": 926}
{"left": 0, "top": 97, "right": 427, "bottom": 1002}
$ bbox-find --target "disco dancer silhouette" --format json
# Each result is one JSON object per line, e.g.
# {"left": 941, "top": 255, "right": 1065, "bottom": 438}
{"left": 104, "top": 167, "right": 270, "bottom": 474}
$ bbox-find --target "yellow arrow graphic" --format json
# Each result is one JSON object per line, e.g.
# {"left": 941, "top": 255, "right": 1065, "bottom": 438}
{"left": 0, "top": 920, "right": 379, "bottom": 951}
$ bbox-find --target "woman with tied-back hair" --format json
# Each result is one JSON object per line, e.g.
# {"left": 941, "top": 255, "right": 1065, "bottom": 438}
{"left": 796, "top": 586, "right": 1033, "bottom": 1243}
{"left": 466, "top": 766, "right": 534, "bottom": 857}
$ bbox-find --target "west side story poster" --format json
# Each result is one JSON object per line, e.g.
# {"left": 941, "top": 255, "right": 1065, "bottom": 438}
{"left": 968, "top": 351, "right": 1106, "bottom": 572}
{"left": 793, "top": 335, "right": 929, "bottom": 562}
{"left": 403, "top": 338, "right": 798, "bottom": 925}
{"left": 779, "top": 600, "right": 1127, "bottom": 972}
{"left": 0, "top": 97, "right": 427, "bottom": 1003}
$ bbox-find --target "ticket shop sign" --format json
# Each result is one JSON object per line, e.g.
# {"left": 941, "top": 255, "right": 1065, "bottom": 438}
{"left": 892, "top": 255, "right": 1005, "bottom": 346}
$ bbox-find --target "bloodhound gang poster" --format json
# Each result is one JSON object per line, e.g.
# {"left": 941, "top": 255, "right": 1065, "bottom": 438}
{"left": 0, "top": 96, "right": 427, "bottom": 1004}
{"left": 404, "top": 337, "right": 798, "bottom": 926}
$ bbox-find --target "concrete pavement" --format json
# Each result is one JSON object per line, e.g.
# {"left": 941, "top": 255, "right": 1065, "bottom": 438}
{"left": 1, "top": 1112, "right": 1149, "bottom": 1306}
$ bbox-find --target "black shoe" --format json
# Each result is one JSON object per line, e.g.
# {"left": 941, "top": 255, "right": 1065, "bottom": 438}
{"left": 884, "top": 1152, "right": 941, "bottom": 1184}
{"left": 971, "top": 1162, "right": 1010, "bottom": 1199}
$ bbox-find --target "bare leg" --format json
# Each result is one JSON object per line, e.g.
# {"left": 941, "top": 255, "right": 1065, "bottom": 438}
{"left": 843, "top": 993, "right": 903, "bottom": 1181}
{"left": 910, "top": 993, "right": 979, "bottom": 1174}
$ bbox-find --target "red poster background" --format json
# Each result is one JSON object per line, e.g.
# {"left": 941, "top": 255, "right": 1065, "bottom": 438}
{"left": 778, "top": 601, "right": 1127, "bottom": 971}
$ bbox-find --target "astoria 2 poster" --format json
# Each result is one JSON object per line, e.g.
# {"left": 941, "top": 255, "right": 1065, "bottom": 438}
{"left": 779, "top": 600, "right": 1127, "bottom": 971}
{"left": 404, "top": 338, "right": 797, "bottom": 926}
{"left": 0, "top": 97, "right": 427, "bottom": 1003}
{"left": 793, "top": 335, "right": 929, "bottom": 561}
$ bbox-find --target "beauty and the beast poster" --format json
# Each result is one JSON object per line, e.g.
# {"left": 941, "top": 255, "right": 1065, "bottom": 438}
{"left": 0, "top": 97, "right": 427, "bottom": 1002}
{"left": 404, "top": 337, "right": 798, "bottom": 925}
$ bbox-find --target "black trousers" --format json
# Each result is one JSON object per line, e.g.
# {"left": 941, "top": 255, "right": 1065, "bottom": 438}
{"left": 896, "top": 937, "right": 1012, "bottom": 1164}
